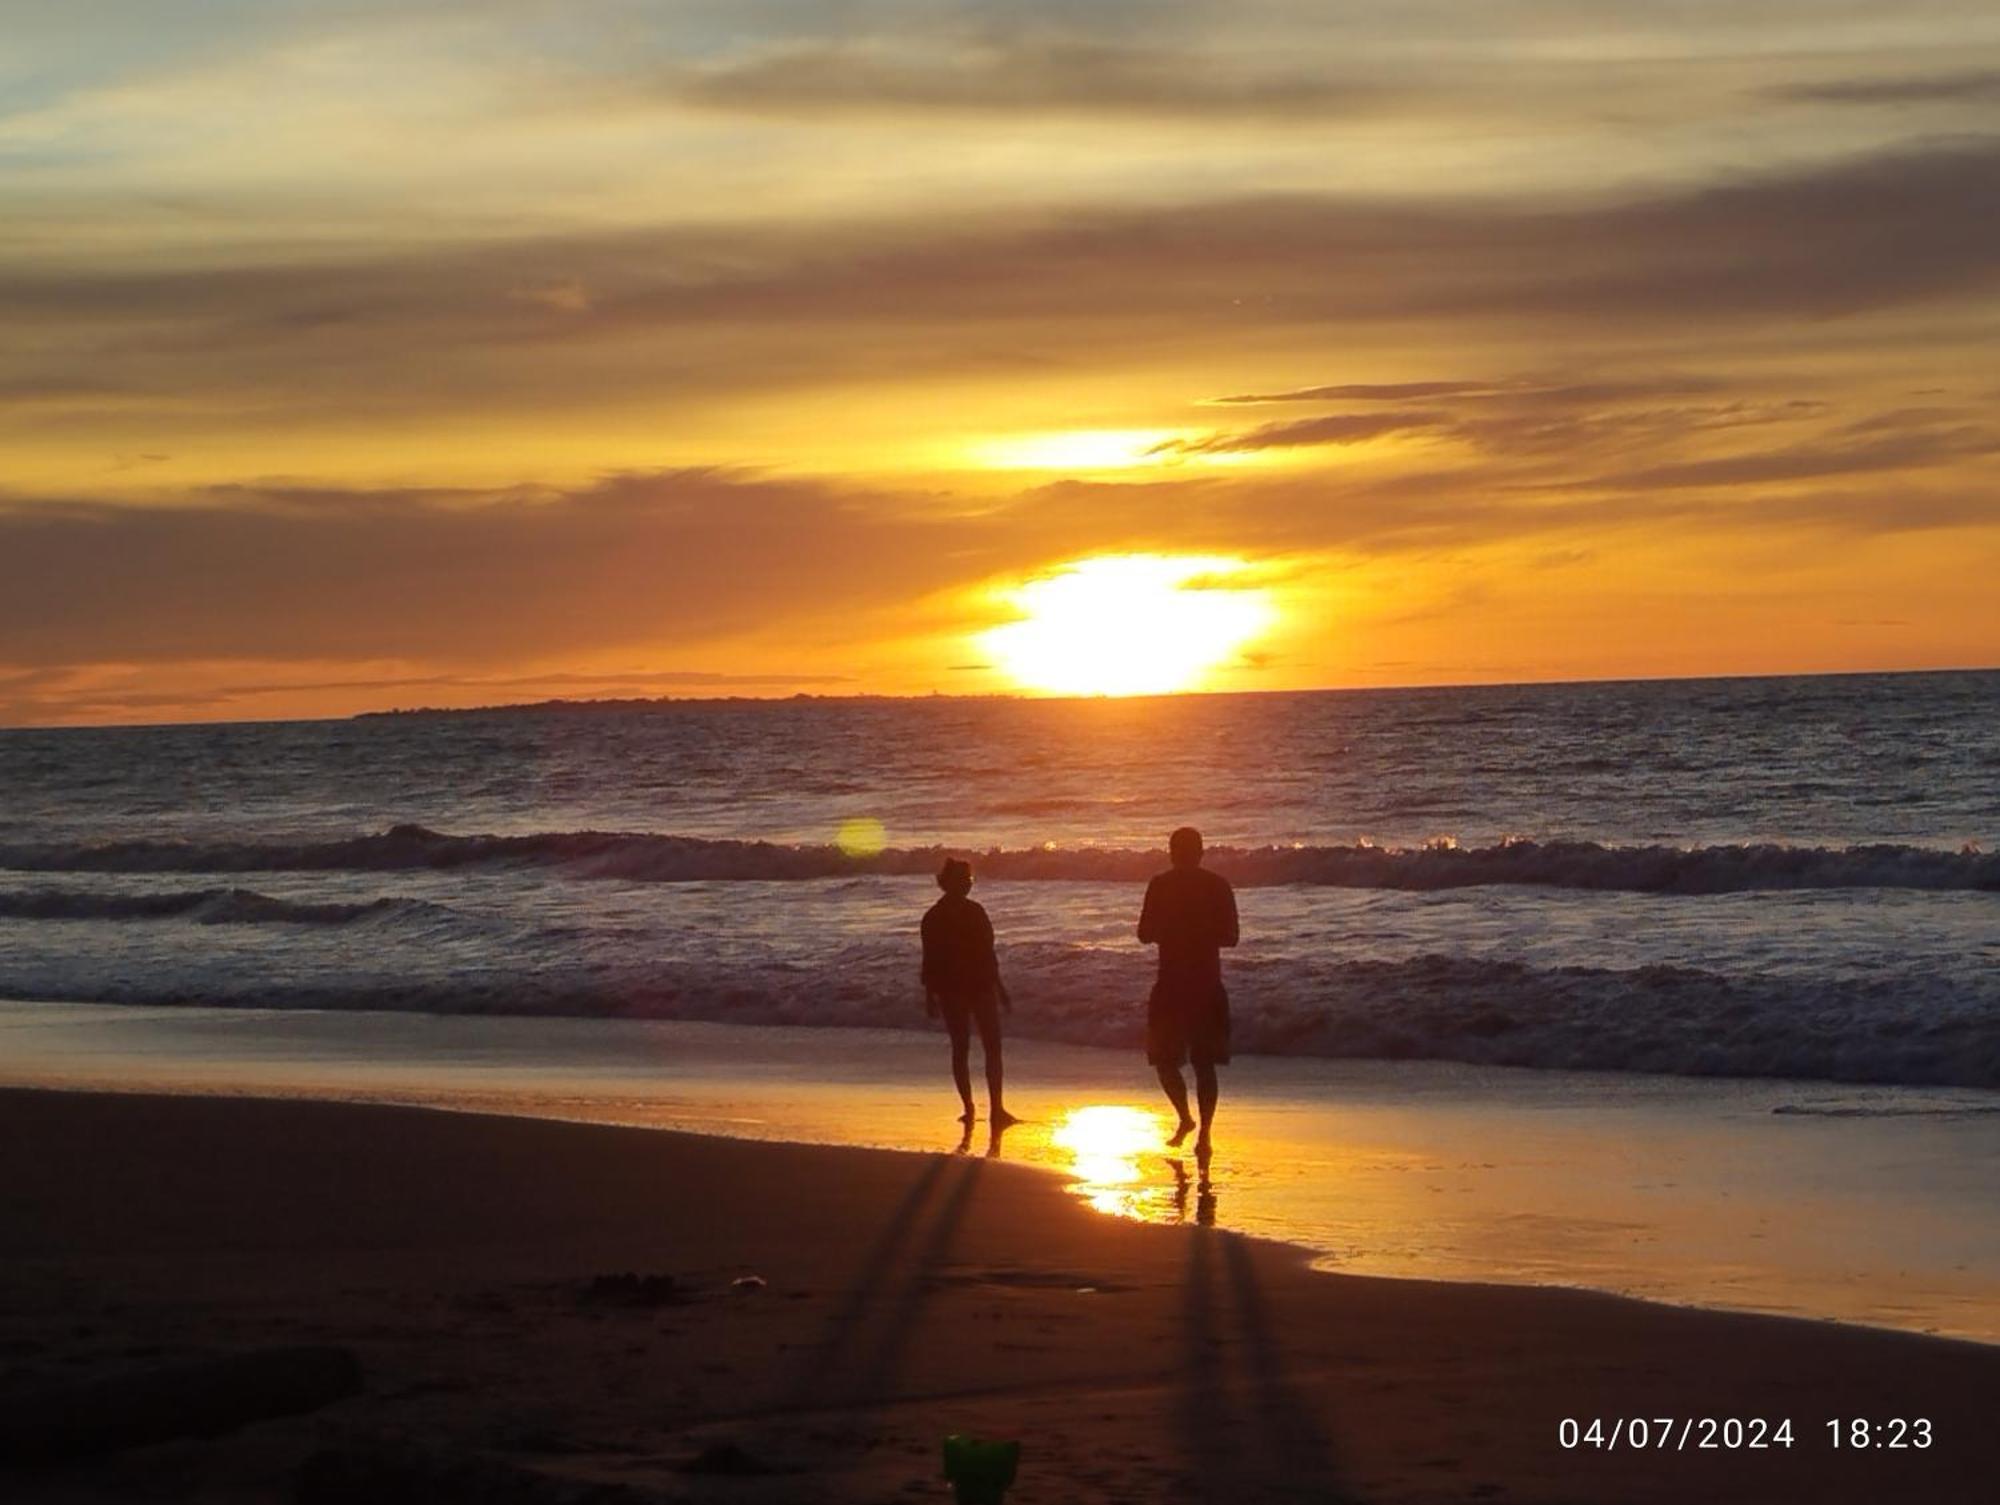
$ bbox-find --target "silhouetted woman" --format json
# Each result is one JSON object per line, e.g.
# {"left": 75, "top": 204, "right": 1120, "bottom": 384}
{"left": 920, "top": 858, "right": 1017, "bottom": 1126}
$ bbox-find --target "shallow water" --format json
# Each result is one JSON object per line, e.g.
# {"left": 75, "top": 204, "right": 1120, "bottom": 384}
{"left": 6, "top": 1000, "right": 1995, "bottom": 1343}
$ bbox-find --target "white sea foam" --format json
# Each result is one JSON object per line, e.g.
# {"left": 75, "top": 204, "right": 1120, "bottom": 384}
{"left": 3, "top": 894, "right": 1994, "bottom": 1088}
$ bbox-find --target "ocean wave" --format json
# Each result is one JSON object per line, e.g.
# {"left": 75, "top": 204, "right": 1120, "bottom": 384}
{"left": 1, "top": 824, "right": 1995, "bottom": 894}
{"left": 1768, "top": 1102, "right": 2000, "bottom": 1119}
{"left": 0, "top": 886, "right": 444, "bottom": 927}
{"left": 6, "top": 945, "right": 1996, "bottom": 1089}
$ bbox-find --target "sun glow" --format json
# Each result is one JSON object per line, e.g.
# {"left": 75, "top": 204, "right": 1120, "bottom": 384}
{"left": 965, "top": 429, "right": 1185, "bottom": 472}
{"left": 979, "top": 554, "right": 1277, "bottom": 696}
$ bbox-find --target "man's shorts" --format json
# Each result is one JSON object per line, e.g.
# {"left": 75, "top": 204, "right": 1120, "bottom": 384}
{"left": 938, "top": 988, "right": 1002, "bottom": 1043}
{"left": 1146, "top": 981, "right": 1231, "bottom": 1068}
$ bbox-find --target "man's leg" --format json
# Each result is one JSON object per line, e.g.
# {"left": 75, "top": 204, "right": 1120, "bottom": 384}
{"left": 974, "top": 1002, "right": 1018, "bottom": 1127}
{"left": 946, "top": 1007, "right": 975, "bottom": 1122}
{"left": 1156, "top": 1063, "right": 1195, "bottom": 1143}
{"left": 1192, "top": 1061, "right": 1219, "bottom": 1149}
{"left": 1149, "top": 992, "right": 1196, "bottom": 1142}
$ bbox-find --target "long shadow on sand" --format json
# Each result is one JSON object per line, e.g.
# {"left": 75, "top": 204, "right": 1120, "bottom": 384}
{"left": 1179, "top": 1225, "right": 1348, "bottom": 1503}
{"left": 780, "top": 1153, "right": 983, "bottom": 1413}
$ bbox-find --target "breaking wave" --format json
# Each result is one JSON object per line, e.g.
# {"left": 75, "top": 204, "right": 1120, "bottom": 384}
{"left": 0, "top": 887, "right": 444, "bottom": 927}
{"left": 2, "top": 824, "right": 1994, "bottom": 895}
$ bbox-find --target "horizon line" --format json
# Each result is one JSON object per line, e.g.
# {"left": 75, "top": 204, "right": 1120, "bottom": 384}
{"left": 5, "top": 660, "right": 1995, "bottom": 734}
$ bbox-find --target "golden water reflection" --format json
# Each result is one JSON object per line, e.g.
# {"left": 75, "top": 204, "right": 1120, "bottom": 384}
{"left": 1050, "top": 1103, "right": 1214, "bottom": 1225}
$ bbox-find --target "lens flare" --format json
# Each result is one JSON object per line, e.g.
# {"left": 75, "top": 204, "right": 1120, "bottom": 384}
{"left": 835, "top": 817, "right": 886, "bottom": 856}
{"left": 979, "top": 554, "right": 1276, "bottom": 696}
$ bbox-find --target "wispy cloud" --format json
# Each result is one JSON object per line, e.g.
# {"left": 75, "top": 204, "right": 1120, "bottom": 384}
{"left": 675, "top": 38, "right": 1389, "bottom": 120}
{"left": 1569, "top": 416, "right": 2000, "bottom": 493}
{"left": 1211, "top": 381, "right": 1504, "bottom": 404}
{"left": 1774, "top": 70, "right": 2000, "bottom": 105}
{"left": 1153, "top": 411, "right": 1449, "bottom": 455}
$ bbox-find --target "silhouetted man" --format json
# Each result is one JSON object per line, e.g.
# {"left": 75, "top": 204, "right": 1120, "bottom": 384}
{"left": 1138, "top": 826, "right": 1237, "bottom": 1152}
{"left": 921, "top": 858, "right": 1017, "bottom": 1128}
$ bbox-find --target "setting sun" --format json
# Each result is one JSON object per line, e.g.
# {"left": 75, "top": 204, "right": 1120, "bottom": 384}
{"left": 979, "top": 555, "right": 1277, "bottom": 696}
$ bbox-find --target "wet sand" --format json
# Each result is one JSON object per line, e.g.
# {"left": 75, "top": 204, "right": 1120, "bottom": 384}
{"left": 8, "top": 1002, "right": 1998, "bottom": 1341}
{"left": 1, "top": 1088, "right": 1995, "bottom": 1503}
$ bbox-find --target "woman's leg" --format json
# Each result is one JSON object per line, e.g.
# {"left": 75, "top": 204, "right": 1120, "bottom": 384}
{"left": 973, "top": 999, "right": 1017, "bottom": 1125}
{"left": 946, "top": 1005, "right": 975, "bottom": 1121}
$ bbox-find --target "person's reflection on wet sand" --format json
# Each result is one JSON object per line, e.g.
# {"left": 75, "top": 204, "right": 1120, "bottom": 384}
{"left": 1170, "top": 1154, "right": 1218, "bottom": 1227}
{"left": 953, "top": 1116, "right": 1016, "bottom": 1159}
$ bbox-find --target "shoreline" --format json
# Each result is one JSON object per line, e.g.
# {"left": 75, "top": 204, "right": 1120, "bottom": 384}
{"left": 5, "top": 1000, "right": 1997, "bottom": 1345}
{"left": 4, "top": 1086, "right": 1997, "bottom": 1502}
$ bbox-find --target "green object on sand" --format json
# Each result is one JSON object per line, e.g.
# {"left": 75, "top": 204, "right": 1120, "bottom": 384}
{"left": 942, "top": 1433, "right": 1020, "bottom": 1504}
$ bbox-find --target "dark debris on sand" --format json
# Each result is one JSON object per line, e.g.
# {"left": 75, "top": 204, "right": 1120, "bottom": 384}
{"left": 577, "top": 1274, "right": 690, "bottom": 1310}
{"left": 675, "top": 1440, "right": 777, "bottom": 1476}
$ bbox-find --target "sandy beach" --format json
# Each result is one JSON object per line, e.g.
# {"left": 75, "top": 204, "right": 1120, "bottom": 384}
{"left": 2, "top": 1087, "right": 1994, "bottom": 1504}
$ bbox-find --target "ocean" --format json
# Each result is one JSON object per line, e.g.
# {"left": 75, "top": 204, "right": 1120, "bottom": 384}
{"left": 2, "top": 670, "right": 1997, "bottom": 1089}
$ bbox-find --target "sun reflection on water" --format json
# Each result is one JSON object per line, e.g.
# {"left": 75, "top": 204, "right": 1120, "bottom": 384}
{"left": 1050, "top": 1104, "right": 1204, "bottom": 1222}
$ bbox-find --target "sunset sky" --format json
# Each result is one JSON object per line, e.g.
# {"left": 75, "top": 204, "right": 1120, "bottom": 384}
{"left": 4, "top": 1, "right": 1998, "bottom": 723}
